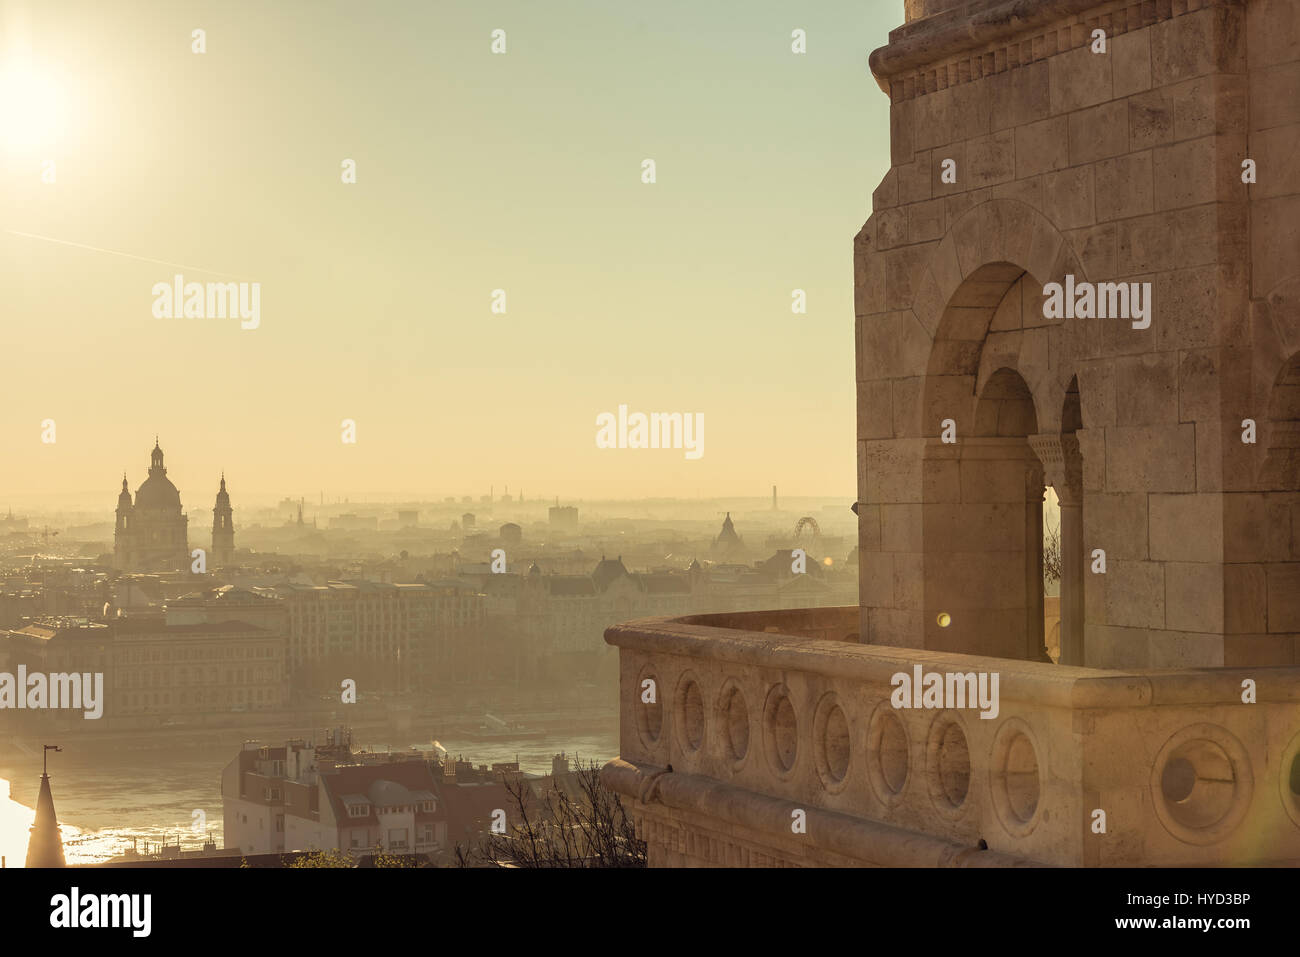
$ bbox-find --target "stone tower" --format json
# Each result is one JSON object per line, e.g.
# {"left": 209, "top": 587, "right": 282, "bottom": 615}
{"left": 856, "top": 0, "right": 1300, "bottom": 670}
{"left": 113, "top": 473, "right": 132, "bottom": 566}
{"left": 602, "top": 0, "right": 1300, "bottom": 869}
{"left": 212, "top": 473, "right": 235, "bottom": 567}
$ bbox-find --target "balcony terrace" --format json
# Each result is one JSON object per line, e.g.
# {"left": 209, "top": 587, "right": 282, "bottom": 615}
{"left": 601, "top": 607, "right": 1300, "bottom": 866}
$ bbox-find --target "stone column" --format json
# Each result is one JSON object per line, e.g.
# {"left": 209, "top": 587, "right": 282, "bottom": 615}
{"left": 1029, "top": 434, "right": 1084, "bottom": 665}
{"left": 1024, "top": 458, "right": 1047, "bottom": 663}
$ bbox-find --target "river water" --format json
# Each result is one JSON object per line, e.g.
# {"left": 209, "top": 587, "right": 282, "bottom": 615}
{"left": 0, "top": 728, "right": 620, "bottom": 866}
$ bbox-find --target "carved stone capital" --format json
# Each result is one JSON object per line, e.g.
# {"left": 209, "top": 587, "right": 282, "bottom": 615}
{"left": 1028, "top": 433, "right": 1083, "bottom": 505}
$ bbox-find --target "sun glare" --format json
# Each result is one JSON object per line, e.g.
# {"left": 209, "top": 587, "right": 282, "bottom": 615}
{"left": 0, "top": 57, "right": 63, "bottom": 150}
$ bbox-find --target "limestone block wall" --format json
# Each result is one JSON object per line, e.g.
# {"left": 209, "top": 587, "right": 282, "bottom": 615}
{"left": 1223, "top": 0, "right": 1300, "bottom": 667}
{"left": 857, "top": 0, "right": 1298, "bottom": 669}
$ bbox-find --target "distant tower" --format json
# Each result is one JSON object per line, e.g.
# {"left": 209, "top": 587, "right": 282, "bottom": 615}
{"left": 26, "top": 745, "right": 65, "bottom": 868}
{"left": 212, "top": 474, "right": 235, "bottom": 566}
{"left": 711, "top": 512, "right": 747, "bottom": 561}
{"left": 772, "top": 485, "right": 778, "bottom": 510}
{"left": 716, "top": 512, "right": 741, "bottom": 547}
{"left": 687, "top": 556, "right": 704, "bottom": 587}
{"left": 114, "top": 473, "right": 132, "bottom": 568}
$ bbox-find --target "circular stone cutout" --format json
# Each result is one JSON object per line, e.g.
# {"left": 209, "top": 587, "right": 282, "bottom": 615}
{"left": 866, "top": 703, "right": 910, "bottom": 805}
{"left": 1281, "top": 731, "right": 1300, "bottom": 830}
{"left": 763, "top": 685, "right": 799, "bottom": 776}
{"left": 719, "top": 682, "right": 750, "bottom": 764}
{"left": 1150, "top": 724, "right": 1253, "bottom": 845}
{"left": 989, "top": 718, "right": 1042, "bottom": 836}
{"left": 927, "top": 714, "right": 971, "bottom": 815}
{"left": 676, "top": 675, "right": 704, "bottom": 753}
{"left": 813, "top": 694, "right": 851, "bottom": 789}
{"left": 634, "top": 666, "right": 663, "bottom": 747}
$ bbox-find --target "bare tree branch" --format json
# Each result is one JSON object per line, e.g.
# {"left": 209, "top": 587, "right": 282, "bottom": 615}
{"left": 455, "top": 760, "right": 646, "bottom": 868}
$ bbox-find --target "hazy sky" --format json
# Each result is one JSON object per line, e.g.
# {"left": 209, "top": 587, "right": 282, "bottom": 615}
{"left": 0, "top": 0, "right": 900, "bottom": 505}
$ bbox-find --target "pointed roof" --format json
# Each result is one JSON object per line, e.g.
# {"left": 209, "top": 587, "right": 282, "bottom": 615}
{"left": 592, "top": 554, "right": 629, "bottom": 590}
{"left": 26, "top": 772, "right": 65, "bottom": 867}
{"left": 716, "top": 512, "right": 742, "bottom": 546}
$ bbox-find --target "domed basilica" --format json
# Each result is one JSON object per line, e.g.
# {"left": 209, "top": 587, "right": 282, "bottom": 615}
{"left": 113, "top": 439, "right": 234, "bottom": 571}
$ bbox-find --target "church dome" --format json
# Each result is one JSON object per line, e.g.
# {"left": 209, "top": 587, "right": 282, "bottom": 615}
{"left": 134, "top": 440, "right": 183, "bottom": 510}
{"left": 135, "top": 474, "right": 182, "bottom": 509}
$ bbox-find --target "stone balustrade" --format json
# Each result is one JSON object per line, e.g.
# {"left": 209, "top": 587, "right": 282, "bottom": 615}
{"left": 601, "top": 608, "right": 1300, "bottom": 866}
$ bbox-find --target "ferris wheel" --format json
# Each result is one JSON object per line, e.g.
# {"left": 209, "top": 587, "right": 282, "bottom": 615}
{"left": 793, "top": 516, "right": 821, "bottom": 547}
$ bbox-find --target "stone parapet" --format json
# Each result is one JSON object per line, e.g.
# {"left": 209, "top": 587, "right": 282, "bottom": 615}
{"left": 603, "top": 610, "right": 1300, "bottom": 866}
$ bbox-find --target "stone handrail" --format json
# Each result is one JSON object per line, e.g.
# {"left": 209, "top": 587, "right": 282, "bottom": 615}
{"left": 602, "top": 611, "right": 1300, "bottom": 866}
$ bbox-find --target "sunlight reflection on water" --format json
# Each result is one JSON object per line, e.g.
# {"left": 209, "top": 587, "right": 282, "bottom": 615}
{"left": 0, "top": 728, "right": 618, "bottom": 866}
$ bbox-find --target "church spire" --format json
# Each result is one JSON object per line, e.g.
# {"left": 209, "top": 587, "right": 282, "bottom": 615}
{"left": 26, "top": 745, "right": 65, "bottom": 868}
{"left": 150, "top": 439, "right": 166, "bottom": 475}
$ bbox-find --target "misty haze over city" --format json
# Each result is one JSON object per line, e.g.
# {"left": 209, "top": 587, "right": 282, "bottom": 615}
{"left": 3, "top": 0, "right": 1298, "bottom": 941}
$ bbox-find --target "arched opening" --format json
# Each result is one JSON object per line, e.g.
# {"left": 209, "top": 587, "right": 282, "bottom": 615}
{"left": 1261, "top": 352, "right": 1300, "bottom": 489}
{"left": 923, "top": 361, "right": 1046, "bottom": 660}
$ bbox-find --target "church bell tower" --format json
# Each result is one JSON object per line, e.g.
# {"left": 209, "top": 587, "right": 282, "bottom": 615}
{"left": 212, "top": 474, "right": 235, "bottom": 567}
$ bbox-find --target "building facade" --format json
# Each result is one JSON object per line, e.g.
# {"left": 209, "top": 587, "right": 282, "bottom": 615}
{"left": 219, "top": 733, "right": 496, "bottom": 859}
{"left": 269, "top": 580, "right": 486, "bottom": 693}
{"left": 0, "top": 615, "right": 287, "bottom": 728}
{"left": 111, "top": 619, "right": 287, "bottom": 721}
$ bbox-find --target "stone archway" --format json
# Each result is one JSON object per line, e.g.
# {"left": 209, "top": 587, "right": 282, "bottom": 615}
{"left": 856, "top": 199, "right": 1090, "bottom": 655}
{"left": 910, "top": 202, "right": 1084, "bottom": 661}
{"left": 922, "top": 361, "right": 1047, "bottom": 660}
